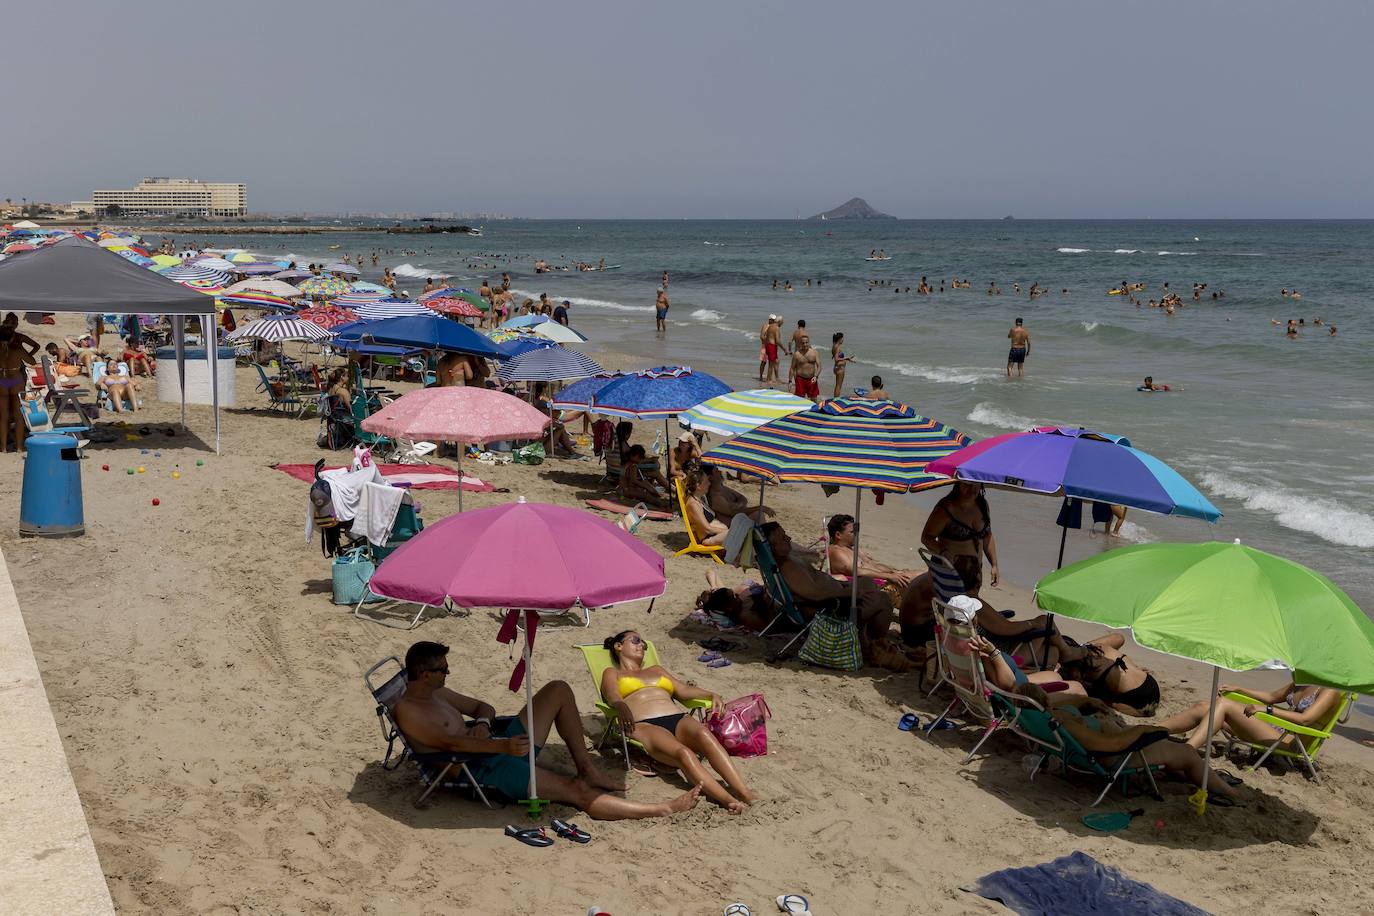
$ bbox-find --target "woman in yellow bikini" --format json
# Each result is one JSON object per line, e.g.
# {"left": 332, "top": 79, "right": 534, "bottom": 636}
{"left": 600, "top": 630, "right": 757, "bottom": 813}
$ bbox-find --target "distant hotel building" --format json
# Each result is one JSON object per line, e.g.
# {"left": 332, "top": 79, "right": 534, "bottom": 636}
{"left": 92, "top": 178, "right": 247, "bottom": 217}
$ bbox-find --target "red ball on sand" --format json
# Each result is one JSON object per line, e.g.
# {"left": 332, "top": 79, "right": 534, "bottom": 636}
{"left": 152, "top": 499, "right": 160, "bottom": 506}
{"left": 102, "top": 465, "right": 109, "bottom": 471}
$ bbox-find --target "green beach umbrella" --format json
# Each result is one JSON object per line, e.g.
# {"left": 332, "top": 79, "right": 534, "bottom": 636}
{"left": 1035, "top": 539, "right": 1374, "bottom": 813}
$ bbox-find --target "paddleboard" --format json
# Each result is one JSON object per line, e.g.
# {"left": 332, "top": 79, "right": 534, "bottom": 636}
{"left": 864, "top": 256, "right": 893, "bottom": 261}
{"left": 585, "top": 499, "right": 673, "bottom": 520}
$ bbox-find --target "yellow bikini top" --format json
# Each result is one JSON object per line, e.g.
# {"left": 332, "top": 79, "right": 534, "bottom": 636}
{"left": 617, "top": 672, "right": 674, "bottom": 697}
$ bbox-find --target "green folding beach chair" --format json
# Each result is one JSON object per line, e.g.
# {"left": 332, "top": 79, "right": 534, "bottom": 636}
{"left": 752, "top": 528, "right": 842, "bottom": 663}
{"left": 1222, "top": 690, "right": 1355, "bottom": 783}
{"left": 575, "top": 641, "right": 713, "bottom": 769}
{"left": 1015, "top": 705, "right": 1165, "bottom": 807}
{"left": 349, "top": 393, "right": 396, "bottom": 460}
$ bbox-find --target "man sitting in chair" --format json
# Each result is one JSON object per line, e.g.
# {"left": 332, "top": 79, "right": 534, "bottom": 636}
{"left": 760, "top": 521, "right": 894, "bottom": 641}
{"left": 393, "top": 641, "right": 701, "bottom": 820}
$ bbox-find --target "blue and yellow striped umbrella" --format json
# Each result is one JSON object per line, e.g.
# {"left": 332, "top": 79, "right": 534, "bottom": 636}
{"left": 701, "top": 397, "right": 970, "bottom": 493}
{"left": 680, "top": 388, "right": 814, "bottom": 439}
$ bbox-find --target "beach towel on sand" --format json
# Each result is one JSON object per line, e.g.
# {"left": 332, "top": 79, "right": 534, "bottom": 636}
{"left": 964, "top": 851, "right": 1210, "bottom": 916}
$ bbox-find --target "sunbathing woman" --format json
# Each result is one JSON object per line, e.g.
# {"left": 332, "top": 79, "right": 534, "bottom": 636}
{"left": 1024, "top": 685, "right": 1245, "bottom": 805}
{"left": 1055, "top": 633, "right": 1162, "bottom": 717}
{"left": 683, "top": 470, "right": 729, "bottom": 547}
{"left": 98, "top": 358, "right": 140, "bottom": 413}
{"left": 1155, "top": 679, "right": 1343, "bottom": 752}
{"left": 619, "top": 444, "right": 672, "bottom": 510}
{"left": 696, "top": 567, "right": 781, "bottom": 631}
{"left": 600, "top": 630, "right": 756, "bottom": 813}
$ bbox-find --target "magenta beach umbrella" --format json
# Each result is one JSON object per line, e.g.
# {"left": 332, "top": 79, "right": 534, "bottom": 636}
{"left": 368, "top": 499, "right": 667, "bottom": 812}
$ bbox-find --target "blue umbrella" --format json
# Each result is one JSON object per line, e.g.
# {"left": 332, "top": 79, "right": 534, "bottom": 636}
{"left": 329, "top": 318, "right": 380, "bottom": 341}
{"left": 493, "top": 335, "right": 560, "bottom": 360}
{"left": 496, "top": 345, "right": 603, "bottom": 382}
{"left": 548, "top": 372, "right": 626, "bottom": 411}
{"left": 331, "top": 337, "right": 421, "bottom": 357}
{"left": 359, "top": 314, "right": 500, "bottom": 357}
{"left": 501, "top": 314, "right": 552, "bottom": 330}
{"left": 589, "top": 366, "right": 731, "bottom": 421}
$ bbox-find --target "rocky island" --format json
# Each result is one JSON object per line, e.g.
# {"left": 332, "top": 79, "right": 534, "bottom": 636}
{"left": 806, "top": 197, "right": 896, "bottom": 220}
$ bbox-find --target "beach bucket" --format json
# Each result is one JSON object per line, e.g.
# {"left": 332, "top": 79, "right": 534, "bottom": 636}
{"left": 332, "top": 549, "right": 383, "bottom": 605}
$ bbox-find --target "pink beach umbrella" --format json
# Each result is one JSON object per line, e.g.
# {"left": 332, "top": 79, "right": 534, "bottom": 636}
{"left": 368, "top": 499, "right": 667, "bottom": 813}
{"left": 360, "top": 387, "right": 549, "bottom": 510}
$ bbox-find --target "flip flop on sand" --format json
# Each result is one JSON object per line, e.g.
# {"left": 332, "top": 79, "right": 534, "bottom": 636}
{"left": 699, "top": 651, "right": 722, "bottom": 663}
{"left": 1216, "top": 769, "right": 1245, "bottom": 788}
{"left": 775, "top": 894, "right": 812, "bottom": 914}
{"left": 551, "top": 819, "right": 592, "bottom": 844}
{"left": 504, "top": 825, "right": 553, "bottom": 847}
{"left": 724, "top": 905, "right": 752, "bottom": 916}
{"left": 707, "top": 657, "right": 732, "bottom": 668}
{"left": 898, "top": 713, "right": 920, "bottom": 731}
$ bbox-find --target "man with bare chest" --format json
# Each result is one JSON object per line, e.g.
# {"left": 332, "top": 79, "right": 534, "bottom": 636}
{"left": 789, "top": 334, "right": 821, "bottom": 401}
{"left": 392, "top": 641, "right": 700, "bottom": 820}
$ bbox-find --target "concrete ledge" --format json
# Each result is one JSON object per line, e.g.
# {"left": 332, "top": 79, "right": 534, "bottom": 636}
{"left": 0, "top": 549, "right": 114, "bottom": 915}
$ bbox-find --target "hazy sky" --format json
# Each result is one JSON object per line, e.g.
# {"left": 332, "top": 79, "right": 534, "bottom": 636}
{"left": 7, "top": 1, "right": 1373, "bottom": 218}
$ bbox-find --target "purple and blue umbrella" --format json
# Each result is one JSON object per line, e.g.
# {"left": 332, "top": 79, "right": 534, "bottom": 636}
{"left": 588, "top": 366, "right": 731, "bottom": 421}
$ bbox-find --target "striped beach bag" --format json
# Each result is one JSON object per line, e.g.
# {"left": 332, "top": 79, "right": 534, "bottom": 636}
{"left": 798, "top": 612, "right": 862, "bottom": 671}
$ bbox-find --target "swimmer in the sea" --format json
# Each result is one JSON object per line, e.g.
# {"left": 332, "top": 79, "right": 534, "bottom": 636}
{"left": 1139, "top": 376, "right": 1171, "bottom": 392}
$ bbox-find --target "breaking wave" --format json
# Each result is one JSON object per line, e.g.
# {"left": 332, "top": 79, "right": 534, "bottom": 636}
{"left": 1057, "top": 247, "right": 1091, "bottom": 253}
{"left": 967, "top": 402, "right": 1035, "bottom": 431}
{"left": 1199, "top": 471, "right": 1374, "bottom": 549}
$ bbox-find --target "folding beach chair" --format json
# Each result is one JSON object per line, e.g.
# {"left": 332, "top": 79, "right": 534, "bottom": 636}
{"left": 752, "top": 528, "right": 845, "bottom": 663}
{"left": 921, "top": 547, "right": 1047, "bottom": 670}
{"left": 20, "top": 395, "right": 89, "bottom": 446}
{"left": 348, "top": 393, "right": 396, "bottom": 460}
{"left": 672, "top": 476, "right": 724, "bottom": 563}
{"left": 91, "top": 361, "right": 138, "bottom": 413}
{"left": 253, "top": 363, "right": 302, "bottom": 414}
{"left": 364, "top": 656, "right": 509, "bottom": 808}
{"left": 40, "top": 355, "right": 97, "bottom": 427}
{"left": 1015, "top": 704, "right": 1166, "bottom": 807}
{"left": 1222, "top": 690, "right": 1355, "bottom": 783}
{"left": 574, "top": 642, "right": 714, "bottom": 769}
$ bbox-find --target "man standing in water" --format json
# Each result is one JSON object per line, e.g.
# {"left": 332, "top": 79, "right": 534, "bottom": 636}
{"left": 759, "top": 315, "right": 784, "bottom": 384}
{"left": 789, "top": 334, "right": 821, "bottom": 401}
{"left": 655, "top": 287, "right": 670, "bottom": 333}
{"left": 1007, "top": 317, "right": 1030, "bottom": 377}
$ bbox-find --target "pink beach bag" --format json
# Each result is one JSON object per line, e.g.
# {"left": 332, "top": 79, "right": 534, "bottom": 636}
{"left": 708, "top": 693, "right": 772, "bottom": 758}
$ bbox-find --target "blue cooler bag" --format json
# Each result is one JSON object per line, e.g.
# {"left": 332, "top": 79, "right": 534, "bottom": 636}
{"left": 333, "top": 548, "right": 384, "bottom": 605}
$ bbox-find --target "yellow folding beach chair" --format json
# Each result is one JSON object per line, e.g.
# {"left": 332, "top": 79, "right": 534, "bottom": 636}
{"left": 1222, "top": 690, "right": 1355, "bottom": 783}
{"left": 575, "top": 641, "right": 714, "bottom": 769}
{"left": 672, "top": 476, "right": 724, "bottom": 563}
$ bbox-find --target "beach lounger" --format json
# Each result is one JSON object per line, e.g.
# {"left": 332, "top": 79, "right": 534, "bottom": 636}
{"left": 921, "top": 547, "right": 1046, "bottom": 669}
{"left": 364, "top": 656, "right": 509, "bottom": 808}
{"left": 1015, "top": 704, "right": 1165, "bottom": 807}
{"left": 91, "top": 361, "right": 138, "bottom": 413}
{"left": 252, "top": 363, "right": 303, "bottom": 414}
{"left": 40, "top": 356, "right": 97, "bottom": 426}
{"left": 20, "top": 395, "right": 90, "bottom": 446}
{"left": 672, "top": 476, "right": 724, "bottom": 563}
{"left": 1221, "top": 689, "right": 1355, "bottom": 782}
{"left": 753, "top": 528, "right": 842, "bottom": 663}
{"left": 574, "top": 642, "right": 713, "bottom": 769}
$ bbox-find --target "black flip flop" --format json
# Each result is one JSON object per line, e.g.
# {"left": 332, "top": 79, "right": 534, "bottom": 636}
{"left": 504, "top": 825, "right": 553, "bottom": 847}
{"left": 1208, "top": 794, "right": 1245, "bottom": 808}
{"left": 1216, "top": 769, "right": 1245, "bottom": 788}
{"left": 550, "top": 819, "right": 592, "bottom": 844}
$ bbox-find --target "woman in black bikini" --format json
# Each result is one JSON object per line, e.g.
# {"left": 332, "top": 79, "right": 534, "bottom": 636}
{"left": 1056, "top": 634, "right": 1162, "bottom": 716}
{"left": 921, "top": 482, "right": 1000, "bottom": 587}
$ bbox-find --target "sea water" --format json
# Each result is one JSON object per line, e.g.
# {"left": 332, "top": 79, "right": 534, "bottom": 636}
{"left": 187, "top": 219, "right": 1374, "bottom": 608}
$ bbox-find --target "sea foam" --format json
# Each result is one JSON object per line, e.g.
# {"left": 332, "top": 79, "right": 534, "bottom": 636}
{"left": 967, "top": 402, "right": 1035, "bottom": 431}
{"left": 1113, "top": 249, "right": 1140, "bottom": 254}
{"left": 690, "top": 309, "right": 726, "bottom": 322}
{"left": 392, "top": 262, "right": 438, "bottom": 279}
{"left": 1199, "top": 471, "right": 1374, "bottom": 549}
{"left": 1057, "top": 247, "right": 1091, "bottom": 253}
{"left": 509, "top": 288, "right": 652, "bottom": 312}
{"left": 1080, "top": 321, "right": 1100, "bottom": 332}
{"left": 1156, "top": 251, "right": 1197, "bottom": 256}
{"left": 867, "top": 359, "right": 993, "bottom": 386}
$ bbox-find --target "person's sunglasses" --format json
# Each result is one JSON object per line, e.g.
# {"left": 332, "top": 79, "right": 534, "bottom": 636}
{"left": 625, "top": 635, "right": 644, "bottom": 646}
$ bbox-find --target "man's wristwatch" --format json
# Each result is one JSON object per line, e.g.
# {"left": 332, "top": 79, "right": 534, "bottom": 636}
{"left": 1265, "top": 705, "right": 1274, "bottom": 716}
{"left": 474, "top": 717, "right": 492, "bottom": 728}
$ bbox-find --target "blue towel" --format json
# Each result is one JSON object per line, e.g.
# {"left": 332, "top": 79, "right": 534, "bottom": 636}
{"left": 964, "top": 850, "right": 1210, "bottom": 916}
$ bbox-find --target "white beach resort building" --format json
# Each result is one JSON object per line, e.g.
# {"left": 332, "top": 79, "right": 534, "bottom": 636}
{"left": 92, "top": 178, "right": 247, "bottom": 217}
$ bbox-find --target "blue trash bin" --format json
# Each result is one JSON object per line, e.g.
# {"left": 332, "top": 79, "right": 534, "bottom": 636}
{"left": 19, "top": 433, "right": 85, "bottom": 538}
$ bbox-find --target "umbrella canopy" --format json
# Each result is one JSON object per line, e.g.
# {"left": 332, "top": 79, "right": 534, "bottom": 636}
{"left": 1035, "top": 541, "right": 1374, "bottom": 691}
{"left": 297, "top": 275, "right": 351, "bottom": 298}
{"left": 10, "top": 220, "right": 41, "bottom": 230}
{"left": 361, "top": 313, "right": 501, "bottom": 356}
{"left": 530, "top": 321, "right": 589, "bottom": 344}
{"left": 424, "top": 296, "right": 484, "bottom": 318}
{"left": 297, "top": 304, "right": 358, "bottom": 329}
{"left": 162, "top": 264, "right": 232, "bottom": 286}
{"left": 222, "top": 278, "right": 302, "bottom": 298}
{"left": 362, "top": 386, "right": 547, "bottom": 442}
{"left": 589, "top": 366, "right": 731, "bottom": 420}
{"left": 218, "top": 290, "right": 296, "bottom": 310}
{"left": 97, "top": 237, "right": 139, "bottom": 248}
{"left": 114, "top": 249, "right": 154, "bottom": 267}
{"left": 928, "top": 426, "right": 1221, "bottom": 522}
{"left": 501, "top": 313, "right": 553, "bottom": 330}
{"left": 349, "top": 281, "right": 391, "bottom": 293}
{"left": 0, "top": 236, "right": 214, "bottom": 315}
{"left": 353, "top": 297, "right": 434, "bottom": 321}
{"left": 323, "top": 262, "right": 360, "bottom": 276}
{"left": 496, "top": 345, "right": 603, "bottom": 382}
{"left": 492, "top": 333, "right": 559, "bottom": 360}
{"left": 235, "top": 261, "right": 284, "bottom": 275}
{"left": 680, "top": 388, "right": 815, "bottom": 438}
{"left": 3, "top": 242, "right": 37, "bottom": 254}
{"left": 227, "top": 251, "right": 257, "bottom": 263}
{"left": 150, "top": 254, "right": 182, "bottom": 268}
{"left": 549, "top": 372, "right": 626, "bottom": 411}
{"left": 189, "top": 256, "right": 237, "bottom": 272}
{"left": 272, "top": 268, "right": 315, "bottom": 280}
{"left": 369, "top": 500, "right": 665, "bottom": 609}
{"left": 225, "top": 314, "right": 332, "bottom": 342}
{"left": 330, "top": 291, "right": 387, "bottom": 307}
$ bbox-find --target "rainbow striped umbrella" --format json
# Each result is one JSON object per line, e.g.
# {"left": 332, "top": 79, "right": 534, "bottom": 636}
{"left": 217, "top": 290, "right": 295, "bottom": 310}
{"left": 703, "top": 398, "right": 969, "bottom": 641}
{"left": 680, "top": 388, "right": 813, "bottom": 439}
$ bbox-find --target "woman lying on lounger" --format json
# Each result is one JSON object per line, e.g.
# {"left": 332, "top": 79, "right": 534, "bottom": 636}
{"left": 1018, "top": 684, "right": 1246, "bottom": 805}
{"left": 601, "top": 630, "right": 757, "bottom": 813}
{"left": 695, "top": 568, "right": 783, "bottom": 632}
{"left": 1155, "top": 680, "right": 1343, "bottom": 752}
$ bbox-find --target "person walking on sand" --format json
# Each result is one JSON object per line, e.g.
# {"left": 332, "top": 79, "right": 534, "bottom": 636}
{"left": 789, "top": 334, "right": 821, "bottom": 401}
{"left": 1007, "top": 317, "right": 1030, "bottom": 377}
{"left": 655, "top": 287, "right": 670, "bottom": 333}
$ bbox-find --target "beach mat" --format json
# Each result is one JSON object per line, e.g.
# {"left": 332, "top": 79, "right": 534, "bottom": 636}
{"left": 274, "top": 463, "right": 493, "bottom": 493}
{"left": 963, "top": 851, "right": 1210, "bottom": 916}
{"left": 584, "top": 498, "right": 673, "bottom": 521}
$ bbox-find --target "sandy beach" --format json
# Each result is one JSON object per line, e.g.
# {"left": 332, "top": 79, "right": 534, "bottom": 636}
{"left": 2, "top": 313, "right": 1373, "bottom": 915}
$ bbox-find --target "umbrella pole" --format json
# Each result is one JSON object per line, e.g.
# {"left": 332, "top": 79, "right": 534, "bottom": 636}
{"left": 850, "top": 488, "right": 862, "bottom": 629}
{"left": 456, "top": 445, "right": 464, "bottom": 512}
{"left": 1045, "top": 498, "right": 1071, "bottom": 662}
{"left": 523, "top": 616, "right": 541, "bottom": 810}
{"left": 1191, "top": 666, "right": 1221, "bottom": 816}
